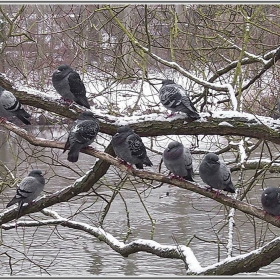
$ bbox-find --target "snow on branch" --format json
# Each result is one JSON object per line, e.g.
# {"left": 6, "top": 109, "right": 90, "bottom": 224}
{"left": 2, "top": 208, "right": 280, "bottom": 275}
{"left": 0, "top": 122, "right": 279, "bottom": 229}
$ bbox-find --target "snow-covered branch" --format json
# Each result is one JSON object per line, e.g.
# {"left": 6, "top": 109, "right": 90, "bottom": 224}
{"left": 2, "top": 208, "right": 280, "bottom": 275}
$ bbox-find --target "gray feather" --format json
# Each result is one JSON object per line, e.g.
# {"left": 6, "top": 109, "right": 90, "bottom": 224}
{"left": 52, "top": 64, "right": 90, "bottom": 109}
{"left": 6, "top": 169, "right": 45, "bottom": 218}
{"left": 111, "top": 125, "right": 153, "bottom": 169}
{"left": 158, "top": 80, "right": 200, "bottom": 120}
{"left": 163, "top": 141, "right": 194, "bottom": 181}
{"left": 0, "top": 86, "right": 31, "bottom": 125}
{"left": 199, "top": 152, "right": 235, "bottom": 193}
{"left": 261, "top": 187, "right": 280, "bottom": 216}
{"left": 63, "top": 111, "right": 99, "bottom": 163}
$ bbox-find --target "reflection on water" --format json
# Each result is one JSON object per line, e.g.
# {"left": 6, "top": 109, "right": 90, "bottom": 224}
{"left": 0, "top": 125, "right": 280, "bottom": 276}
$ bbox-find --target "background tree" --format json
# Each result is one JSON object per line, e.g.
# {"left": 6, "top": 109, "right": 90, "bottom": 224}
{"left": 0, "top": 3, "right": 280, "bottom": 276}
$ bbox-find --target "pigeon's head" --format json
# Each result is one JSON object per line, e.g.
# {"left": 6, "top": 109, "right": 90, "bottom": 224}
{"left": 29, "top": 169, "right": 43, "bottom": 177}
{"left": 53, "top": 64, "right": 72, "bottom": 75}
{"left": 262, "top": 187, "right": 280, "bottom": 204}
{"left": 204, "top": 153, "right": 220, "bottom": 165}
{"left": 78, "top": 111, "right": 96, "bottom": 120}
{"left": 162, "top": 79, "right": 175, "bottom": 86}
{"left": 167, "top": 141, "right": 182, "bottom": 151}
{"left": 117, "top": 125, "right": 133, "bottom": 134}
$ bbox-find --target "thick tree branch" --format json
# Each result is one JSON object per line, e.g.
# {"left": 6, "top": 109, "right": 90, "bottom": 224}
{"left": 0, "top": 121, "right": 279, "bottom": 228}
{"left": 1, "top": 74, "right": 280, "bottom": 144}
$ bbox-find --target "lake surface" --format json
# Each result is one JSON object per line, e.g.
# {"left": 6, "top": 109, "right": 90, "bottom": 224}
{"left": 0, "top": 125, "right": 279, "bottom": 276}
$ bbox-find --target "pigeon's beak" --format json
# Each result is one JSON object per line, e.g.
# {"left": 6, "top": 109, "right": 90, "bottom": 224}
{"left": 54, "top": 69, "right": 61, "bottom": 74}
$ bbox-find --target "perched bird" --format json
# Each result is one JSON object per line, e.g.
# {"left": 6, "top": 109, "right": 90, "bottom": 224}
{"left": 52, "top": 64, "right": 90, "bottom": 109}
{"left": 158, "top": 79, "right": 200, "bottom": 120}
{"left": 0, "top": 86, "right": 31, "bottom": 125}
{"left": 261, "top": 187, "right": 280, "bottom": 216}
{"left": 199, "top": 152, "right": 235, "bottom": 195}
{"left": 163, "top": 141, "right": 194, "bottom": 182}
{"left": 111, "top": 125, "right": 153, "bottom": 169}
{"left": 63, "top": 111, "right": 99, "bottom": 163}
{"left": 6, "top": 169, "right": 45, "bottom": 219}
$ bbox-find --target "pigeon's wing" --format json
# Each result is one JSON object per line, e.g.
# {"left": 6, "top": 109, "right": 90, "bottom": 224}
{"left": 74, "top": 120, "right": 99, "bottom": 144}
{"left": 6, "top": 177, "right": 37, "bottom": 207}
{"left": 159, "top": 85, "right": 183, "bottom": 109}
{"left": 68, "top": 72, "right": 86, "bottom": 95}
{"left": 183, "top": 148, "right": 193, "bottom": 170}
{"left": 127, "top": 133, "right": 147, "bottom": 160}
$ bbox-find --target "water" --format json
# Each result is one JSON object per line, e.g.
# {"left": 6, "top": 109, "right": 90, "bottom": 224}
{"left": 0, "top": 125, "right": 280, "bottom": 276}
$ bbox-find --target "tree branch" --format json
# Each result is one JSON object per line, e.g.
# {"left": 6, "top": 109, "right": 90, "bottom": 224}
{"left": 2, "top": 208, "right": 280, "bottom": 275}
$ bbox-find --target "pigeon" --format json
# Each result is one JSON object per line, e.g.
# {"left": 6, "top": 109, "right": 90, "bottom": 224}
{"left": 63, "top": 111, "right": 99, "bottom": 163}
{"left": 52, "top": 64, "right": 90, "bottom": 109}
{"left": 111, "top": 125, "right": 153, "bottom": 169}
{"left": 199, "top": 152, "right": 235, "bottom": 195}
{"left": 261, "top": 187, "right": 280, "bottom": 216}
{"left": 158, "top": 79, "right": 200, "bottom": 120}
{"left": 6, "top": 169, "right": 45, "bottom": 219}
{"left": 0, "top": 86, "right": 31, "bottom": 125}
{"left": 163, "top": 141, "right": 194, "bottom": 182}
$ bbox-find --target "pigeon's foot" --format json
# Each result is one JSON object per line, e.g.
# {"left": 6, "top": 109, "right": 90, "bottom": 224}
{"left": 165, "top": 112, "right": 176, "bottom": 119}
{"left": 57, "top": 98, "right": 73, "bottom": 106}
{"left": 86, "top": 145, "right": 95, "bottom": 150}
{"left": 117, "top": 158, "right": 132, "bottom": 168}
{"left": 0, "top": 117, "right": 7, "bottom": 123}
{"left": 214, "top": 190, "right": 221, "bottom": 198}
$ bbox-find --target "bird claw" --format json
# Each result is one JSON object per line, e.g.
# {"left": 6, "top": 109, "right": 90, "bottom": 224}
{"left": 0, "top": 117, "right": 7, "bottom": 123}
{"left": 56, "top": 98, "right": 73, "bottom": 106}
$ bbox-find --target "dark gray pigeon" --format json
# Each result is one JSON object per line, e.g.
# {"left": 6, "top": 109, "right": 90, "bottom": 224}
{"left": 0, "top": 86, "right": 31, "bottom": 125}
{"left": 163, "top": 141, "right": 194, "bottom": 182}
{"left": 199, "top": 152, "right": 235, "bottom": 194}
{"left": 158, "top": 79, "right": 200, "bottom": 120}
{"left": 63, "top": 111, "right": 99, "bottom": 163}
{"left": 261, "top": 187, "right": 280, "bottom": 216}
{"left": 111, "top": 125, "right": 153, "bottom": 169}
{"left": 6, "top": 169, "right": 45, "bottom": 219}
{"left": 52, "top": 64, "right": 90, "bottom": 109}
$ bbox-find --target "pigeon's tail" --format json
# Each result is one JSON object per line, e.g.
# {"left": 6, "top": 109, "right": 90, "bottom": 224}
{"left": 143, "top": 156, "right": 153, "bottom": 167}
{"left": 183, "top": 171, "right": 195, "bottom": 182}
{"left": 75, "top": 96, "right": 90, "bottom": 109}
{"left": 16, "top": 200, "right": 24, "bottom": 220}
{"left": 188, "top": 111, "right": 200, "bottom": 121}
{"left": 135, "top": 163, "right": 144, "bottom": 169}
{"left": 224, "top": 185, "right": 236, "bottom": 193}
{"left": 67, "top": 149, "right": 80, "bottom": 163}
{"left": 16, "top": 109, "right": 31, "bottom": 125}
{"left": 6, "top": 197, "right": 19, "bottom": 208}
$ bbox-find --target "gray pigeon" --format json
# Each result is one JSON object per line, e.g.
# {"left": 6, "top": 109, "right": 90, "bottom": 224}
{"left": 158, "top": 79, "right": 200, "bottom": 120}
{"left": 63, "top": 111, "right": 99, "bottom": 163}
{"left": 163, "top": 141, "right": 194, "bottom": 182}
{"left": 52, "top": 64, "right": 90, "bottom": 109}
{"left": 0, "top": 86, "right": 31, "bottom": 125}
{"left": 111, "top": 125, "right": 153, "bottom": 169}
{"left": 199, "top": 152, "right": 235, "bottom": 194}
{"left": 6, "top": 169, "right": 45, "bottom": 219}
{"left": 261, "top": 187, "right": 280, "bottom": 216}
